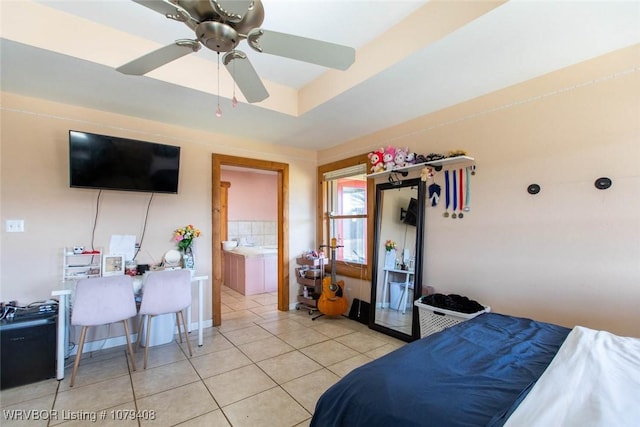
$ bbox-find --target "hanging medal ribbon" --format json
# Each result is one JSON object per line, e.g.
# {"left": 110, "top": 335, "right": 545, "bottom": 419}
{"left": 458, "top": 168, "right": 464, "bottom": 219}
{"left": 429, "top": 183, "right": 441, "bottom": 207}
{"left": 452, "top": 170, "right": 458, "bottom": 218}
{"left": 443, "top": 170, "right": 450, "bottom": 217}
{"left": 464, "top": 166, "right": 471, "bottom": 212}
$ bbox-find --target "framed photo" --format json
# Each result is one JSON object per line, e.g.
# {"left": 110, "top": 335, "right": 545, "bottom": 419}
{"left": 102, "top": 254, "right": 125, "bottom": 276}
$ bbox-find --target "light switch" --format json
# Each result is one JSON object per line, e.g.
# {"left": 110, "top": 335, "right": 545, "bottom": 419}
{"left": 6, "top": 220, "right": 24, "bottom": 232}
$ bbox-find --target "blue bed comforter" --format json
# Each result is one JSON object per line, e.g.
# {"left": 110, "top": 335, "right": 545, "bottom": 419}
{"left": 311, "top": 313, "right": 570, "bottom": 427}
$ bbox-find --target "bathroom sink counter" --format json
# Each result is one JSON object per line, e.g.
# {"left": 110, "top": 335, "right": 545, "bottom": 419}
{"left": 223, "top": 246, "right": 277, "bottom": 295}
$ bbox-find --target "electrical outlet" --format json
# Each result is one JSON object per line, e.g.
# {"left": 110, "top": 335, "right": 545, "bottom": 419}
{"left": 6, "top": 220, "right": 24, "bottom": 233}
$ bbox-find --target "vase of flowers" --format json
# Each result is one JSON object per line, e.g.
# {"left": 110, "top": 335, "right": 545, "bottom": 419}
{"left": 384, "top": 240, "right": 397, "bottom": 252}
{"left": 384, "top": 240, "right": 397, "bottom": 269}
{"left": 174, "top": 224, "right": 201, "bottom": 270}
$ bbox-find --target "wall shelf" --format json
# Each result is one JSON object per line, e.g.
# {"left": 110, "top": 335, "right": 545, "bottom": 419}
{"left": 367, "top": 155, "right": 475, "bottom": 178}
{"left": 62, "top": 248, "right": 103, "bottom": 281}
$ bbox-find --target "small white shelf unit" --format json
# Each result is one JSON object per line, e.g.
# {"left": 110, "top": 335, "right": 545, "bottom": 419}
{"left": 367, "top": 155, "right": 475, "bottom": 178}
{"left": 62, "top": 247, "right": 103, "bottom": 282}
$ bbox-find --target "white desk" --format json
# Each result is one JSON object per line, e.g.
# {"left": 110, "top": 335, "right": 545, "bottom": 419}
{"left": 52, "top": 274, "right": 208, "bottom": 380}
{"left": 380, "top": 268, "right": 414, "bottom": 314}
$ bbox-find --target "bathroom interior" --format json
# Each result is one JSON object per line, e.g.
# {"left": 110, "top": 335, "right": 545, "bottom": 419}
{"left": 221, "top": 167, "right": 278, "bottom": 296}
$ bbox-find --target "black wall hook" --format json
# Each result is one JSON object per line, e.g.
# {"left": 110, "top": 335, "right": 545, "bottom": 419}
{"left": 527, "top": 184, "right": 541, "bottom": 195}
{"left": 594, "top": 177, "right": 612, "bottom": 190}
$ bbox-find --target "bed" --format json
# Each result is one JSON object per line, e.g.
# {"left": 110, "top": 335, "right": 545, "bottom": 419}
{"left": 310, "top": 312, "right": 640, "bottom": 427}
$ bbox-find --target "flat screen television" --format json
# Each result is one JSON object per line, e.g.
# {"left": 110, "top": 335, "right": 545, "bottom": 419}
{"left": 69, "top": 130, "right": 180, "bottom": 194}
{"left": 401, "top": 197, "right": 418, "bottom": 226}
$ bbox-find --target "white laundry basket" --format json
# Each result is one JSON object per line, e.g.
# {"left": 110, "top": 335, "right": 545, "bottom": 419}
{"left": 415, "top": 300, "right": 490, "bottom": 338}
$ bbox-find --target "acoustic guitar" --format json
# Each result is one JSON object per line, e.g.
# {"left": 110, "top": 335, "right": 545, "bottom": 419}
{"left": 317, "top": 238, "right": 348, "bottom": 316}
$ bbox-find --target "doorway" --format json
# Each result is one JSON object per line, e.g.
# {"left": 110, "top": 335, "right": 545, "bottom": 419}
{"left": 211, "top": 154, "right": 289, "bottom": 326}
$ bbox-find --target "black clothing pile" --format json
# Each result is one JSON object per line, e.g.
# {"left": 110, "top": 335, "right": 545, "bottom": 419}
{"left": 420, "top": 293, "right": 484, "bottom": 314}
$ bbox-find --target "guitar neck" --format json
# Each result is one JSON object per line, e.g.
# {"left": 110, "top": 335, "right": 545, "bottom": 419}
{"left": 331, "top": 249, "right": 337, "bottom": 284}
{"left": 329, "top": 237, "right": 339, "bottom": 284}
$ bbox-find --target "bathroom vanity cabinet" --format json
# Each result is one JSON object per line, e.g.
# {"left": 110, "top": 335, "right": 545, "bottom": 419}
{"left": 223, "top": 249, "right": 277, "bottom": 295}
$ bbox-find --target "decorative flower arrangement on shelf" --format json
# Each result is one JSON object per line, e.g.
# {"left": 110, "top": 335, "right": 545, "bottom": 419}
{"left": 174, "top": 224, "right": 201, "bottom": 252}
{"left": 385, "top": 240, "right": 397, "bottom": 252}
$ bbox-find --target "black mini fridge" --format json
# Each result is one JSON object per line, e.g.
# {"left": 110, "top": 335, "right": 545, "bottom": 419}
{"left": 1, "top": 313, "right": 57, "bottom": 389}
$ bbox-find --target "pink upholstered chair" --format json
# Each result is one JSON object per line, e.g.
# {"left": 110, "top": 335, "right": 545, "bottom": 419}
{"left": 70, "top": 275, "right": 137, "bottom": 387}
{"left": 137, "top": 269, "right": 193, "bottom": 369}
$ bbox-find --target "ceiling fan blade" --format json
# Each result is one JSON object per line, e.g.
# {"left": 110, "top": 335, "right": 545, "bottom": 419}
{"left": 132, "top": 0, "right": 177, "bottom": 15}
{"left": 116, "top": 40, "right": 200, "bottom": 75}
{"left": 247, "top": 29, "right": 355, "bottom": 71}
{"left": 223, "top": 51, "right": 268, "bottom": 103}
{"left": 132, "top": 0, "right": 194, "bottom": 24}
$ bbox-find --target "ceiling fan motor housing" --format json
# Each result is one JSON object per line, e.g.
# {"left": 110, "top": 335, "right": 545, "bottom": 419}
{"left": 178, "top": 0, "right": 265, "bottom": 38}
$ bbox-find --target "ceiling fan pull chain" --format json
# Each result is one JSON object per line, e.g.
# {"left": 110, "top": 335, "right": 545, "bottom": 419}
{"left": 216, "top": 52, "right": 222, "bottom": 117}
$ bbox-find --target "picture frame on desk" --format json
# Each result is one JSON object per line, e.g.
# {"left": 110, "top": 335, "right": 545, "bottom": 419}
{"left": 102, "top": 254, "right": 125, "bottom": 276}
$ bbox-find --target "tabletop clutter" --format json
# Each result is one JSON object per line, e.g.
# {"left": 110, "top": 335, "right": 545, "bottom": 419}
{"left": 297, "top": 250, "right": 325, "bottom": 275}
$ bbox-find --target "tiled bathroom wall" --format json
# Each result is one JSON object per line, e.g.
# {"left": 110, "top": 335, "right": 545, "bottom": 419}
{"left": 227, "top": 221, "right": 277, "bottom": 247}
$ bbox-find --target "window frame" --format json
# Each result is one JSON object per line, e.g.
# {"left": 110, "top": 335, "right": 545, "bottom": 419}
{"left": 317, "top": 154, "right": 374, "bottom": 281}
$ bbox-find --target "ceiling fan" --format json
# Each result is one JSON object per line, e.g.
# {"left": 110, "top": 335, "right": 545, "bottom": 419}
{"left": 117, "top": 0, "right": 356, "bottom": 103}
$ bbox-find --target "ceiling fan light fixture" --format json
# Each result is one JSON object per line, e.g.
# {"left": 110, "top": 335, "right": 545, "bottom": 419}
{"left": 196, "top": 21, "right": 239, "bottom": 52}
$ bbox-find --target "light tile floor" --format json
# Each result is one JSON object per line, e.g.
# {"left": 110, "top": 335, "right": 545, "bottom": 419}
{"left": 374, "top": 307, "right": 412, "bottom": 335}
{"left": 0, "top": 287, "right": 405, "bottom": 426}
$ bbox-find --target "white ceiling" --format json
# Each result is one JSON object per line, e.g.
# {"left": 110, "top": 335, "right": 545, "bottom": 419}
{"left": 1, "top": 0, "right": 638, "bottom": 150}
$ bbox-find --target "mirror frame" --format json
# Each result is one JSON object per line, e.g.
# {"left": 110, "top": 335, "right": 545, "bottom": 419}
{"left": 369, "top": 177, "right": 426, "bottom": 342}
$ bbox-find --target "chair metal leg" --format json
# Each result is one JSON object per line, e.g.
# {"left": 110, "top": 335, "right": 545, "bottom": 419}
{"left": 176, "top": 312, "right": 183, "bottom": 343}
{"left": 178, "top": 310, "right": 193, "bottom": 357}
{"left": 136, "top": 315, "right": 145, "bottom": 353}
{"left": 70, "top": 325, "right": 88, "bottom": 387}
{"left": 122, "top": 319, "right": 136, "bottom": 372}
{"left": 144, "top": 314, "right": 153, "bottom": 369}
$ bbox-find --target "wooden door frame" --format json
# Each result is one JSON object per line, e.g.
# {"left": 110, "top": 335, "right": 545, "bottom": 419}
{"left": 211, "top": 154, "right": 289, "bottom": 326}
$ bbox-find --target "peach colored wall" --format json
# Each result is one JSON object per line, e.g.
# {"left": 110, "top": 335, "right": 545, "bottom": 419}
{"left": 320, "top": 45, "right": 640, "bottom": 337}
{"left": 0, "top": 94, "right": 319, "bottom": 322}
{"left": 2, "top": 46, "right": 638, "bottom": 340}
{"left": 221, "top": 169, "right": 277, "bottom": 221}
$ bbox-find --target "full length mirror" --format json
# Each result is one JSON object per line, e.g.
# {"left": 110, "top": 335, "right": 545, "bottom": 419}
{"left": 370, "top": 177, "right": 425, "bottom": 341}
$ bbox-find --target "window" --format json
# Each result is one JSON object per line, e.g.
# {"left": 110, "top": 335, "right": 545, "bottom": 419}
{"left": 318, "top": 155, "right": 373, "bottom": 280}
